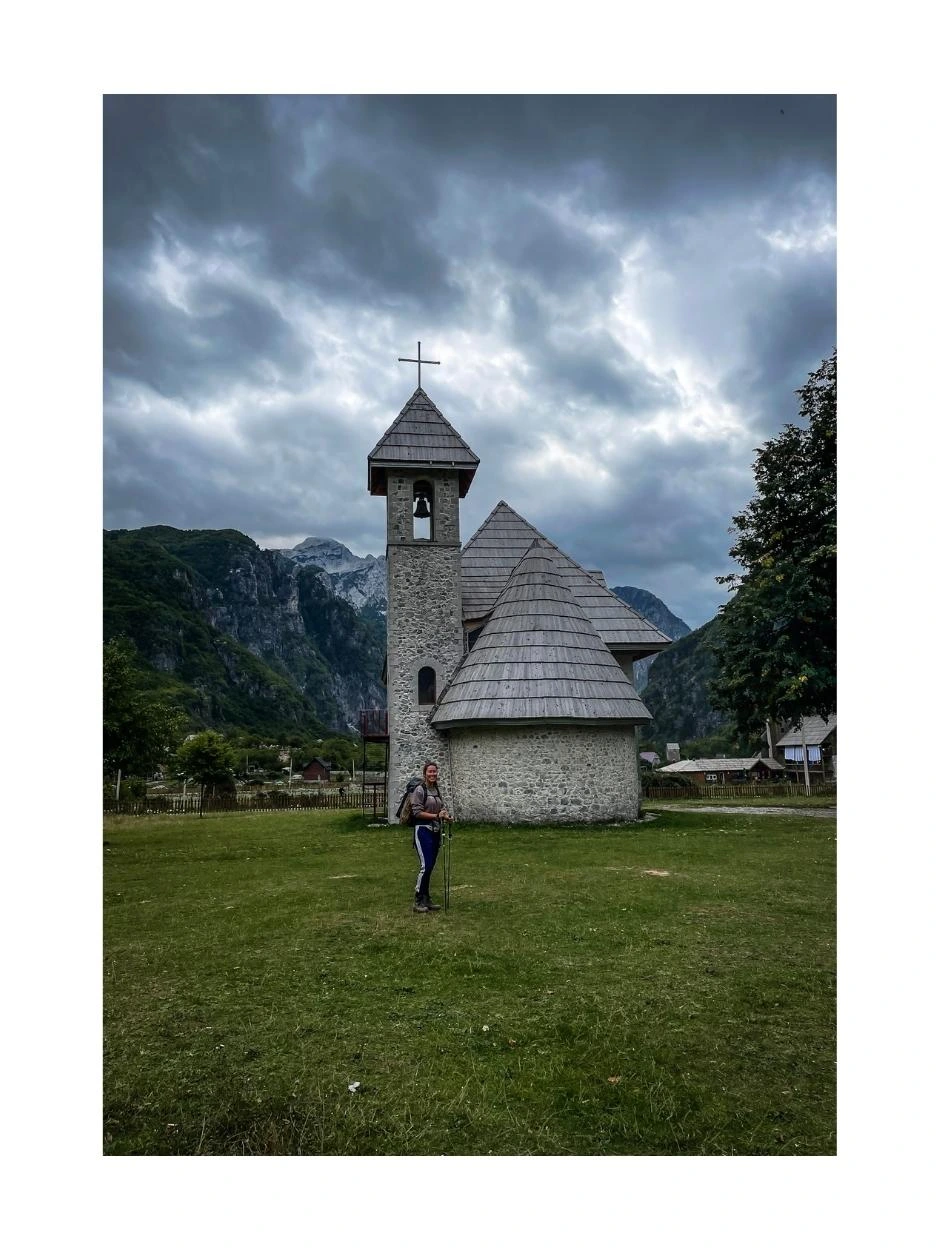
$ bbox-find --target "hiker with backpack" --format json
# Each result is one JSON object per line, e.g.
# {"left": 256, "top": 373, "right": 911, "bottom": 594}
{"left": 407, "top": 761, "right": 449, "bottom": 914}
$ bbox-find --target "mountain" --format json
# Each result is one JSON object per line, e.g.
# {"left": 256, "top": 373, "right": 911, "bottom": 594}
{"left": 639, "top": 615, "right": 754, "bottom": 754}
{"left": 274, "top": 537, "right": 388, "bottom": 618}
{"left": 610, "top": 585, "right": 691, "bottom": 691}
{"left": 104, "top": 527, "right": 385, "bottom": 736}
{"left": 610, "top": 586, "right": 691, "bottom": 641}
{"left": 104, "top": 524, "right": 716, "bottom": 745}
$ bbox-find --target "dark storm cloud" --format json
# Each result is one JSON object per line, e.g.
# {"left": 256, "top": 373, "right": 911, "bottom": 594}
{"left": 105, "top": 265, "right": 312, "bottom": 400}
{"left": 489, "top": 198, "right": 611, "bottom": 291}
{"left": 726, "top": 252, "right": 837, "bottom": 434}
{"left": 104, "top": 95, "right": 291, "bottom": 249}
{"left": 539, "top": 335, "right": 681, "bottom": 412}
{"left": 266, "top": 154, "right": 455, "bottom": 306}
{"left": 103, "top": 93, "right": 835, "bottom": 626}
{"left": 351, "top": 94, "right": 835, "bottom": 211}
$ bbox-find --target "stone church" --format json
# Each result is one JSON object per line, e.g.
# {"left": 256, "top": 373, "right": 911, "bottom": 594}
{"left": 368, "top": 387, "right": 672, "bottom": 823}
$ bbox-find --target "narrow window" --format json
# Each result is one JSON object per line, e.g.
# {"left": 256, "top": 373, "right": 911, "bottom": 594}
{"left": 413, "top": 480, "right": 433, "bottom": 541}
{"left": 418, "top": 666, "right": 437, "bottom": 705}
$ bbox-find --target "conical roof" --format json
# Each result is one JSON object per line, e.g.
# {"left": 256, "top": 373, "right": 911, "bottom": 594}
{"left": 368, "top": 388, "right": 479, "bottom": 497}
{"left": 461, "top": 501, "right": 672, "bottom": 655}
{"left": 432, "top": 541, "right": 652, "bottom": 728}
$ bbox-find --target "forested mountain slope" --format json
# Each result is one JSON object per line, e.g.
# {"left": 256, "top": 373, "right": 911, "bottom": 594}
{"left": 103, "top": 527, "right": 385, "bottom": 737}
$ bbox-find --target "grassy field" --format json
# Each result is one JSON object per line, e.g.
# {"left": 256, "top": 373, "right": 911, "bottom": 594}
{"left": 103, "top": 807, "right": 836, "bottom": 1155}
{"left": 646, "top": 794, "right": 837, "bottom": 809}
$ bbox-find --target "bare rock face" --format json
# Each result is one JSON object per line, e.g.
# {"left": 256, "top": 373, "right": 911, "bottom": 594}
{"left": 104, "top": 527, "right": 385, "bottom": 735}
{"left": 274, "top": 537, "right": 388, "bottom": 615}
{"left": 610, "top": 585, "right": 691, "bottom": 691}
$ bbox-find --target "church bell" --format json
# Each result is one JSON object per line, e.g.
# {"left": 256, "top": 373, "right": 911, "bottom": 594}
{"left": 413, "top": 491, "right": 432, "bottom": 519}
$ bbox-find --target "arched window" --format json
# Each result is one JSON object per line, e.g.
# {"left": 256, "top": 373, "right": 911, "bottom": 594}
{"left": 418, "top": 666, "right": 437, "bottom": 705}
{"left": 413, "top": 480, "right": 433, "bottom": 541}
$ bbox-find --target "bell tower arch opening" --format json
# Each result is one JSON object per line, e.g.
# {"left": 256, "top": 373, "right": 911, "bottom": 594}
{"left": 413, "top": 479, "right": 434, "bottom": 541}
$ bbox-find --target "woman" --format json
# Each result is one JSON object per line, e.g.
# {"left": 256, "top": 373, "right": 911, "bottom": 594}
{"left": 410, "top": 761, "right": 450, "bottom": 914}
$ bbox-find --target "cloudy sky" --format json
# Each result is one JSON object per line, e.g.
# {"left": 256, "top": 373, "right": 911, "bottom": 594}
{"left": 103, "top": 94, "right": 835, "bottom": 628}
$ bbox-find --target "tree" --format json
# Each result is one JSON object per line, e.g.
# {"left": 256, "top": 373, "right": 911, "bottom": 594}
{"left": 317, "top": 734, "right": 358, "bottom": 774}
{"left": 710, "top": 351, "right": 836, "bottom": 737}
{"left": 104, "top": 636, "right": 186, "bottom": 777}
{"left": 176, "top": 731, "right": 239, "bottom": 810}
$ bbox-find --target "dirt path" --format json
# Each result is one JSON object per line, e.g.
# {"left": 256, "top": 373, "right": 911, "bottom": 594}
{"left": 649, "top": 804, "right": 836, "bottom": 819}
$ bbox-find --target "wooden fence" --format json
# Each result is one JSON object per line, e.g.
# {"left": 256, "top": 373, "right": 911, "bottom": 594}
{"left": 642, "top": 782, "right": 836, "bottom": 800}
{"left": 104, "top": 781, "right": 833, "bottom": 816}
{"left": 104, "top": 786, "right": 388, "bottom": 818}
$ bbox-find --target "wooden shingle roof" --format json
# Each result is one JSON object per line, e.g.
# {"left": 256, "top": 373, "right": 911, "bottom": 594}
{"left": 776, "top": 715, "right": 836, "bottom": 747}
{"left": 432, "top": 542, "right": 652, "bottom": 728}
{"left": 659, "top": 757, "right": 784, "bottom": 773}
{"left": 368, "top": 388, "right": 479, "bottom": 497}
{"left": 461, "top": 501, "right": 672, "bottom": 656}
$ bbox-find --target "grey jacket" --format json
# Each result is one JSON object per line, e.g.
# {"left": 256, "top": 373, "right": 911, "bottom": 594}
{"left": 410, "top": 783, "right": 443, "bottom": 825}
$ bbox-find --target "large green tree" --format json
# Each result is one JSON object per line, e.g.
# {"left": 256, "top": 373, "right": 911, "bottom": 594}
{"left": 104, "top": 636, "right": 186, "bottom": 776}
{"left": 710, "top": 351, "right": 836, "bottom": 736}
{"left": 175, "top": 731, "right": 239, "bottom": 808}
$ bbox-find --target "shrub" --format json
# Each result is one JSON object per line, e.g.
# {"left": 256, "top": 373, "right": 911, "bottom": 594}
{"left": 643, "top": 771, "right": 695, "bottom": 792}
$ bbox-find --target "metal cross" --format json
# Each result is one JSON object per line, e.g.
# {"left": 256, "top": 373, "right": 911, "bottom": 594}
{"left": 397, "top": 341, "right": 440, "bottom": 389}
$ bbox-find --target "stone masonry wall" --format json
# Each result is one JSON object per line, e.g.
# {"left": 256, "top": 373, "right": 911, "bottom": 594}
{"left": 385, "top": 469, "right": 465, "bottom": 818}
{"left": 448, "top": 724, "right": 641, "bottom": 823}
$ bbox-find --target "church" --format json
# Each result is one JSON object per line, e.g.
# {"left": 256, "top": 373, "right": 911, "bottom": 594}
{"left": 368, "top": 386, "right": 672, "bottom": 824}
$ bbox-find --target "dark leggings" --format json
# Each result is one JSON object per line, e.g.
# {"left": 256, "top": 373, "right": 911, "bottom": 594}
{"left": 413, "top": 824, "right": 441, "bottom": 898}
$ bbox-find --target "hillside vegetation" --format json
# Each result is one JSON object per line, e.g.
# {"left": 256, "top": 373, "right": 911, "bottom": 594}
{"left": 103, "top": 527, "right": 385, "bottom": 737}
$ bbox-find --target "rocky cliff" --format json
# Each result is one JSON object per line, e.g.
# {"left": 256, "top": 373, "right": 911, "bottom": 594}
{"left": 610, "top": 585, "right": 691, "bottom": 691}
{"left": 104, "top": 525, "right": 726, "bottom": 746}
{"left": 275, "top": 536, "right": 388, "bottom": 615}
{"left": 104, "top": 527, "right": 385, "bottom": 735}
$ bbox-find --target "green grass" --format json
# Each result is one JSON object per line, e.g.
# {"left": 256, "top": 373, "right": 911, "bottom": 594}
{"left": 103, "top": 808, "right": 836, "bottom": 1155}
{"left": 646, "top": 794, "right": 837, "bottom": 809}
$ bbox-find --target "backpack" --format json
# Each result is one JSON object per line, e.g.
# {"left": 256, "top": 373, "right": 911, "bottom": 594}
{"left": 396, "top": 778, "right": 424, "bottom": 825}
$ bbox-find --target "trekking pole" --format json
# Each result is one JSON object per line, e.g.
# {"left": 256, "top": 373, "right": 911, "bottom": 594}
{"left": 444, "top": 819, "right": 453, "bottom": 912}
{"left": 444, "top": 822, "right": 450, "bottom": 912}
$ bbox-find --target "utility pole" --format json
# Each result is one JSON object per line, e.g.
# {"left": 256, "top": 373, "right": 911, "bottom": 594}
{"left": 800, "top": 721, "right": 811, "bottom": 797}
{"left": 115, "top": 768, "right": 121, "bottom": 801}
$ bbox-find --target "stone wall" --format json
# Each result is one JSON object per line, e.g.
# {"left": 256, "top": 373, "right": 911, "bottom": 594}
{"left": 448, "top": 723, "right": 641, "bottom": 823}
{"left": 385, "top": 468, "right": 465, "bottom": 818}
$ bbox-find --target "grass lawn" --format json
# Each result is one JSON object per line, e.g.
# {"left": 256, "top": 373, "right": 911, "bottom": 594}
{"left": 103, "top": 807, "right": 836, "bottom": 1155}
{"left": 645, "top": 794, "right": 837, "bottom": 809}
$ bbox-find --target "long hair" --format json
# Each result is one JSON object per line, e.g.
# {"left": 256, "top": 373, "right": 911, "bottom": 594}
{"left": 422, "top": 760, "right": 438, "bottom": 785}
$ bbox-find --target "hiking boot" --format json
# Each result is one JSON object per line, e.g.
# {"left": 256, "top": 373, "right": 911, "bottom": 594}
{"left": 413, "top": 897, "right": 430, "bottom": 914}
{"left": 422, "top": 897, "right": 442, "bottom": 912}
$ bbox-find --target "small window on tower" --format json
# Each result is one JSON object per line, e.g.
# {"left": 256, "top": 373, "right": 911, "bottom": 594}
{"left": 418, "top": 666, "right": 437, "bottom": 705}
{"left": 413, "top": 480, "right": 433, "bottom": 541}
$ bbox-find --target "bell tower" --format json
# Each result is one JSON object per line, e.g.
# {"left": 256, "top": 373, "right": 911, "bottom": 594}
{"left": 368, "top": 385, "right": 479, "bottom": 818}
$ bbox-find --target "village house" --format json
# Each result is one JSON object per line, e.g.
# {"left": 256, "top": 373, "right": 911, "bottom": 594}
{"left": 369, "top": 386, "right": 673, "bottom": 824}
{"left": 300, "top": 757, "right": 332, "bottom": 782}
{"left": 774, "top": 715, "right": 837, "bottom": 780}
{"left": 657, "top": 757, "right": 785, "bottom": 785}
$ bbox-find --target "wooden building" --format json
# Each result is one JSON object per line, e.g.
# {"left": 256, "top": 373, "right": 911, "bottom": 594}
{"left": 657, "top": 756, "right": 785, "bottom": 785}
{"left": 300, "top": 757, "right": 332, "bottom": 782}
{"left": 775, "top": 715, "right": 837, "bottom": 780}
